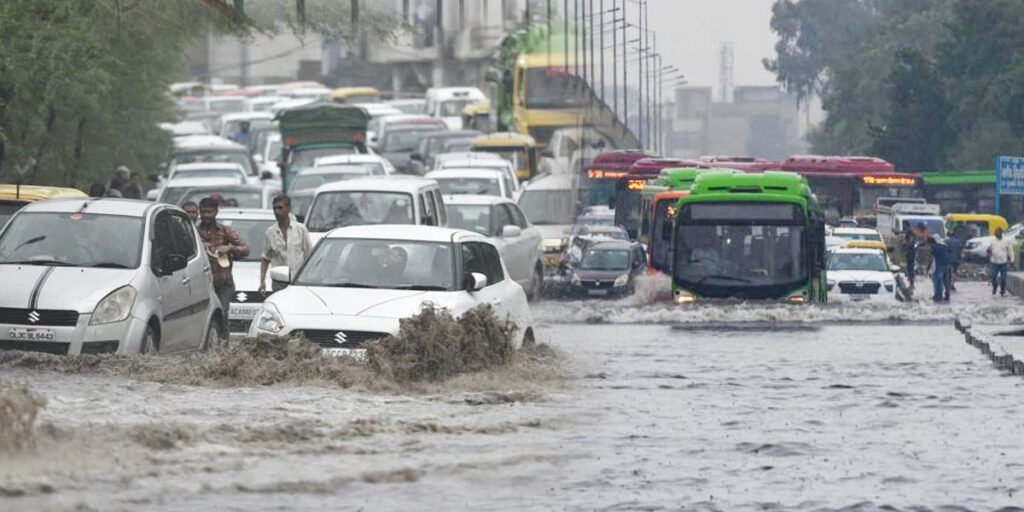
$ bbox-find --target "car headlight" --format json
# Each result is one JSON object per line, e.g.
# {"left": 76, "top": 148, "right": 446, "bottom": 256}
{"left": 884, "top": 280, "right": 895, "bottom": 292}
{"left": 571, "top": 273, "right": 581, "bottom": 286}
{"left": 254, "top": 303, "right": 285, "bottom": 334}
{"left": 674, "top": 290, "right": 696, "bottom": 305}
{"left": 90, "top": 285, "right": 137, "bottom": 325}
{"left": 827, "top": 279, "right": 836, "bottom": 291}
{"left": 614, "top": 274, "right": 629, "bottom": 287}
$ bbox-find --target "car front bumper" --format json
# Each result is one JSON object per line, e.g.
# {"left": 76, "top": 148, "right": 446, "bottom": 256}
{"left": 0, "top": 314, "right": 148, "bottom": 355}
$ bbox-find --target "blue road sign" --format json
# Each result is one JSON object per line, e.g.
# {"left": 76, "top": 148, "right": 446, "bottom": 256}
{"left": 995, "top": 156, "right": 1024, "bottom": 213}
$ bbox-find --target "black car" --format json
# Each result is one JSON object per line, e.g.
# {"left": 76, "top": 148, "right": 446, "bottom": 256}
{"left": 565, "top": 240, "right": 647, "bottom": 298}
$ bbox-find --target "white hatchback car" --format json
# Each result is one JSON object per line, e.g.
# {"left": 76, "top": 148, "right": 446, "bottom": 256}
{"left": 216, "top": 208, "right": 278, "bottom": 334}
{"left": 426, "top": 169, "right": 514, "bottom": 199}
{"left": 0, "top": 199, "right": 223, "bottom": 355}
{"left": 444, "top": 195, "right": 544, "bottom": 300}
{"left": 251, "top": 226, "right": 535, "bottom": 355}
{"left": 826, "top": 248, "right": 900, "bottom": 302}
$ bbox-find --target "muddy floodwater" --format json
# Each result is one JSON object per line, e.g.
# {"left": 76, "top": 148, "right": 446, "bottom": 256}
{"left": 3, "top": 290, "right": 1024, "bottom": 511}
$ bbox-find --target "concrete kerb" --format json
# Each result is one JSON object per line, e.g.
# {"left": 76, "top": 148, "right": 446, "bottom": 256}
{"left": 1008, "top": 272, "right": 1024, "bottom": 298}
{"left": 955, "top": 317, "right": 1024, "bottom": 376}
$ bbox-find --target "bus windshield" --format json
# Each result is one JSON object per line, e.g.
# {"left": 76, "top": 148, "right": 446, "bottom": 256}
{"left": 674, "top": 203, "right": 806, "bottom": 298}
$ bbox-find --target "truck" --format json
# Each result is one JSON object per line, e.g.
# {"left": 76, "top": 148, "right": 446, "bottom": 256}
{"left": 275, "top": 102, "right": 371, "bottom": 192}
{"left": 876, "top": 202, "right": 945, "bottom": 246}
{"left": 486, "top": 24, "right": 639, "bottom": 151}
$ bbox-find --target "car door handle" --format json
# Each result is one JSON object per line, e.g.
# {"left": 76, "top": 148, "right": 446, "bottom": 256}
{"left": 181, "top": 277, "right": 191, "bottom": 285}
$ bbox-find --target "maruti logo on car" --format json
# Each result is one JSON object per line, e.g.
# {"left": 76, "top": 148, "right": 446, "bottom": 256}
{"left": 27, "top": 311, "right": 40, "bottom": 324}
{"left": 236, "top": 292, "right": 248, "bottom": 302}
{"left": 334, "top": 331, "right": 348, "bottom": 345}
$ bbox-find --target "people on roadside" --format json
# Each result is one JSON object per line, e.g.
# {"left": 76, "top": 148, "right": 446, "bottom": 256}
{"left": 181, "top": 201, "right": 200, "bottom": 224}
{"left": 901, "top": 221, "right": 917, "bottom": 288}
{"left": 988, "top": 227, "right": 1015, "bottom": 297}
{"left": 120, "top": 172, "right": 146, "bottom": 199}
{"left": 946, "top": 226, "right": 966, "bottom": 293}
{"left": 259, "top": 195, "right": 312, "bottom": 295}
{"left": 88, "top": 183, "right": 106, "bottom": 198}
{"left": 108, "top": 166, "right": 130, "bottom": 193}
{"left": 927, "top": 235, "right": 951, "bottom": 302}
{"left": 197, "top": 197, "right": 250, "bottom": 330}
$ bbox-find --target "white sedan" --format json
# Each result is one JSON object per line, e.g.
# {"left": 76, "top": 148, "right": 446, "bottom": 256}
{"left": 826, "top": 248, "right": 900, "bottom": 303}
{"left": 444, "top": 195, "right": 544, "bottom": 300}
{"left": 250, "top": 225, "right": 535, "bottom": 356}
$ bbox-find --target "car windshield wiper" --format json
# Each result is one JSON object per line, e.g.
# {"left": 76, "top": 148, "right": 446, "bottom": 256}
{"left": 392, "top": 285, "right": 449, "bottom": 291}
{"left": 322, "top": 282, "right": 379, "bottom": 289}
{"left": 89, "top": 262, "right": 132, "bottom": 269}
{"left": 696, "top": 274, "right": 752, "bottom": 285}
{"left": 2, "top": 260, "right": 77, "bottom": 267}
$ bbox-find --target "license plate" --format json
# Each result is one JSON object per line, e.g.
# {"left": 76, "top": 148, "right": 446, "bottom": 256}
{"left": 588, "top": 289, "right": 609, "bottom": 296}
{"left": 8, "top": 327, "right": 56, "bottom": 341}
{"left": 229, "top": 304, "right": 262, "bottom": 319}
{"left": 322, "top": 347, "right": 367, "bottom": 360}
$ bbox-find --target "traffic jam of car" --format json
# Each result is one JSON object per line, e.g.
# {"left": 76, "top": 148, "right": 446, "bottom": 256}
{"left": 1, "top": 83, "right": 1016, "bottom": 359}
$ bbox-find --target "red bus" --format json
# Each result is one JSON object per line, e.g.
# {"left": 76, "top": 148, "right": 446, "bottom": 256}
{"left": 700, "top": 155, "right": 780, "bottom": 173}
{"left": 613, "top": 157, "right": 706, "bottom": 238}
{"left": 579, "top": 150, "right": 651, "bottom": 210}
{"left": 780, "top": 155, "right": 921, "bottom": 219}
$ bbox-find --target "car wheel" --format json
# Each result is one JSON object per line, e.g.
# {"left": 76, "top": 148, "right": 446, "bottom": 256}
{"left": 201, "top": 317, "right": 222, "bottom": 352}
{"left": 140, "top": 325, "right": 158, "bottom": 355}
{"left": 527, "top": 265, "right": 544, "bottom": 301}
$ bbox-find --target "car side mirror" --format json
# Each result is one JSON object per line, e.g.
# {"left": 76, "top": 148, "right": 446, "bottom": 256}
{"left": 464, "top": 272, "right": 487, "bottom": 292}
{"left": 253, "top": 154, "right": 264, "bottom": 164}
{"left": 501, "top": 225, "right": 522, "bottom": 238}
{"left": 269, "top": 266, "right": 291, "bottom": 285}
{"left": 890, "top": 265, "right": 902, "bottom": 273}
{"left": 161, "top": 254, "right": 187, "bottom": 275}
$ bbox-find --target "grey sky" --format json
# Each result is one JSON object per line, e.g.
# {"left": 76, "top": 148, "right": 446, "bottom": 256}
{"left": 644, "top": 0, "right": 779, "bottom": 94}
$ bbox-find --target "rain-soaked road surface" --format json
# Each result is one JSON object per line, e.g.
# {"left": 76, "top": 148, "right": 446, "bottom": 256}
{"left": 3, "top": 282, "right": 1024, "bottom": 511}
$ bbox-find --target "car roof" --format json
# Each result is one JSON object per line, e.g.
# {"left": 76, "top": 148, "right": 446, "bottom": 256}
{"left": 439, "top": 158, "right": 512, "bottom": 168}
{"left": 219, "top": 112, "right": 274, "bottom": 122}
{"left": 521, "top": 173, "right": 572, "bottom": 190}
{"left": 443, "top": 194, "right": 514, "bottom": 206}
{"left": 171, "top": 162, "right": 246, "bottom": 172}
{"left": 833, "top": 227, "right": 880, "bottom": 235}
{"left": 585, "top": 239, "right": 633, "bottom": 250}
{"left": 426, "top": 169, "right": 503, "bottom": 179}
{"left": 421, "top": 130, "right": 482, "bottom": 140}
{"left": 173, "top": 135, "right": 247, "bottom": 151}
{"left": 435, "top": 151, "right": 502, "bottom": 160}
{"left": 18, "top": 197, "right": 158, "bottom": 216}
{"left": 165, "top": 176, "right": 243, "bottom": 188}
{"left": 315, "top": 176, "right": 438, "bottom": 194}
{"left": 580, "top": 224, "right": 626, "bottom": 233}
{"left": 216, "top": 208, "right": 277, "bottom": 221}
{"left": 0, "top": 185, "right": 88, "bottom": 202}
{"left": 323, "top": 225, "right": 486, "bottom": 244}
{"left": 314, "top": 154, "right": 388, "bottom": 166}
{"left": 832, "top": 247, "right": 886, "bottom": 255}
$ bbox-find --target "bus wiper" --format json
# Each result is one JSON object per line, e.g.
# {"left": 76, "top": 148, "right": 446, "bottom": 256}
{"left": 696, "top": 274, "right": 751, "bottom": 284}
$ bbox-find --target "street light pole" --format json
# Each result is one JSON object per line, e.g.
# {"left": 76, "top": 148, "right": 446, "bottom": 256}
{"left": 599, "top": 0, "right": 605, "bottom": 103}
{"left": 612, "top": 0, "right": 618, "bottom": 117}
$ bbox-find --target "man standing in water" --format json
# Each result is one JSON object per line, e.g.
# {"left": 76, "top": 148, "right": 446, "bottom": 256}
{"left": 928, "top": 235, "right": 951, "bottom": 302}
{"left": 901, "top": 221, "right": 918, "bottom": 289}
{"left": 988, "top": 227, "right": 1015, "bottom": 296}
{"left": 197, "top": 197, "right": 250, "bottom": 329}
{"left": 259, "top": 195, "right": 312, "bottom": 295}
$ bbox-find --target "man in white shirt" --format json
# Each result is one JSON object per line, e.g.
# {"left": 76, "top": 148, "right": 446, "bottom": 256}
{"left": 259, "top": 195, "right": 313, "bottom": 295}
{"left": 988, "top": 227, "right": 1015, "bottom": 296}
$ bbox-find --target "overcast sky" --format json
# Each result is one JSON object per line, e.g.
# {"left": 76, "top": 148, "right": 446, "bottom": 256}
{"left": 643, "top": 0, "right": 779, "bottom": 95}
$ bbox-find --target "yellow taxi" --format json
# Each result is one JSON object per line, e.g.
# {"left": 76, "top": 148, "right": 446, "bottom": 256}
{"left": 945, "top": 213, "right": 1008, "bottom": 238}
{"left": 470, "top": 132, "right": 538, "bottom": 181}
{"left": 0, "top": 184, "right": 87, "bottom": 227}
{"left": 330, "top": 87, "right": 381, "bottom": 104}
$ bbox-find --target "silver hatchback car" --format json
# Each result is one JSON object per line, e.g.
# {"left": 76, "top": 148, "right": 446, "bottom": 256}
{"left": 0, "top": 198, "right": 223, "bottom": 355}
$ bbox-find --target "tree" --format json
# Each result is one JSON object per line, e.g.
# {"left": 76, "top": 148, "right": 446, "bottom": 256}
{"left": 870, "top": 48, "right": 952, "bottom": 171}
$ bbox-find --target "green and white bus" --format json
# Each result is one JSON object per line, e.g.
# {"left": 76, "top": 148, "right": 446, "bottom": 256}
{"left": 671, "top": 171, "right": 827, "bottom": 304}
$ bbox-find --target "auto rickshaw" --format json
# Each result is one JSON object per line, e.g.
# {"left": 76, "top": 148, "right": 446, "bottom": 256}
{"left": 470, "top": 132, "right": 538, "bottom": 181}
{"left": 330, "top": 87, "right": 381, "bottom": 104}
{"left": 0, "top": 184, "right": 88, "bottom": 227}
{"left": 945, "top": 213, "right": 1008, "bottom": 238}
{"left": 461, "top": 101, "right": 493, "bottom": 133}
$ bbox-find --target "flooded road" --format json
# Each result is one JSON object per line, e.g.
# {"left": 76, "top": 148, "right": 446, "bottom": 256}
{"left": 3, "top": 287, "right": 1024, "bottom": 511}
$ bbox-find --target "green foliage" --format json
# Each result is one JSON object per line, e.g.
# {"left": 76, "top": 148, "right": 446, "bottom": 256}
{"left": 0, "top": 0, "right": 402, "bottom": 188}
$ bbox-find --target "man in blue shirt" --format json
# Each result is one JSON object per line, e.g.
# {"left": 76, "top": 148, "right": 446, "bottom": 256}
{"left": 927, "top": 235, "right": 951, "bottom": 302}
{"left": 231, "top": 121, "right": 252, "bottom": 147}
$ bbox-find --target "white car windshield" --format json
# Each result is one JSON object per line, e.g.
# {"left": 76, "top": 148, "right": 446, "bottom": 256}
{"left": 0, "top": 212, "right": 143, "bottom": 269}
{"left": 218, "top": 218, "right": 274, "bottom": 261}
{"left": 446, "top": 204, "right": 490, "bottom": 236}
{"left": 170, "top": 168, "right": 243, "bottom": 181}
{"left": 171, "top": 151, "right": 254, "bottom": 175}
{"left": 436, "top": 177, "right": 501, "bottom": 197}
{"left": 295, "top": 238, "right": 455, "bottom": 291}
{"left": 291, "top": 166, "right": 381, "bottom": 191}
{"left": 518, "top": 190, "right": 575, "bottom": 225}
{"left": 306, "top": 191, "right": 414, "bottom": 232}
{"left": 829, "top": 252, "right": 888, "bottom": 272}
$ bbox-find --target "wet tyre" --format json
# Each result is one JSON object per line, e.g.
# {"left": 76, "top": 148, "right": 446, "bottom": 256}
{"left": 201, "top": 317, "right": 222, "bottom": 352}
{"left": 140, "top": 325, "right": 158, "bottom": 355}
{"left": 527, "top": 266, "right": 545, "bottom": 302}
